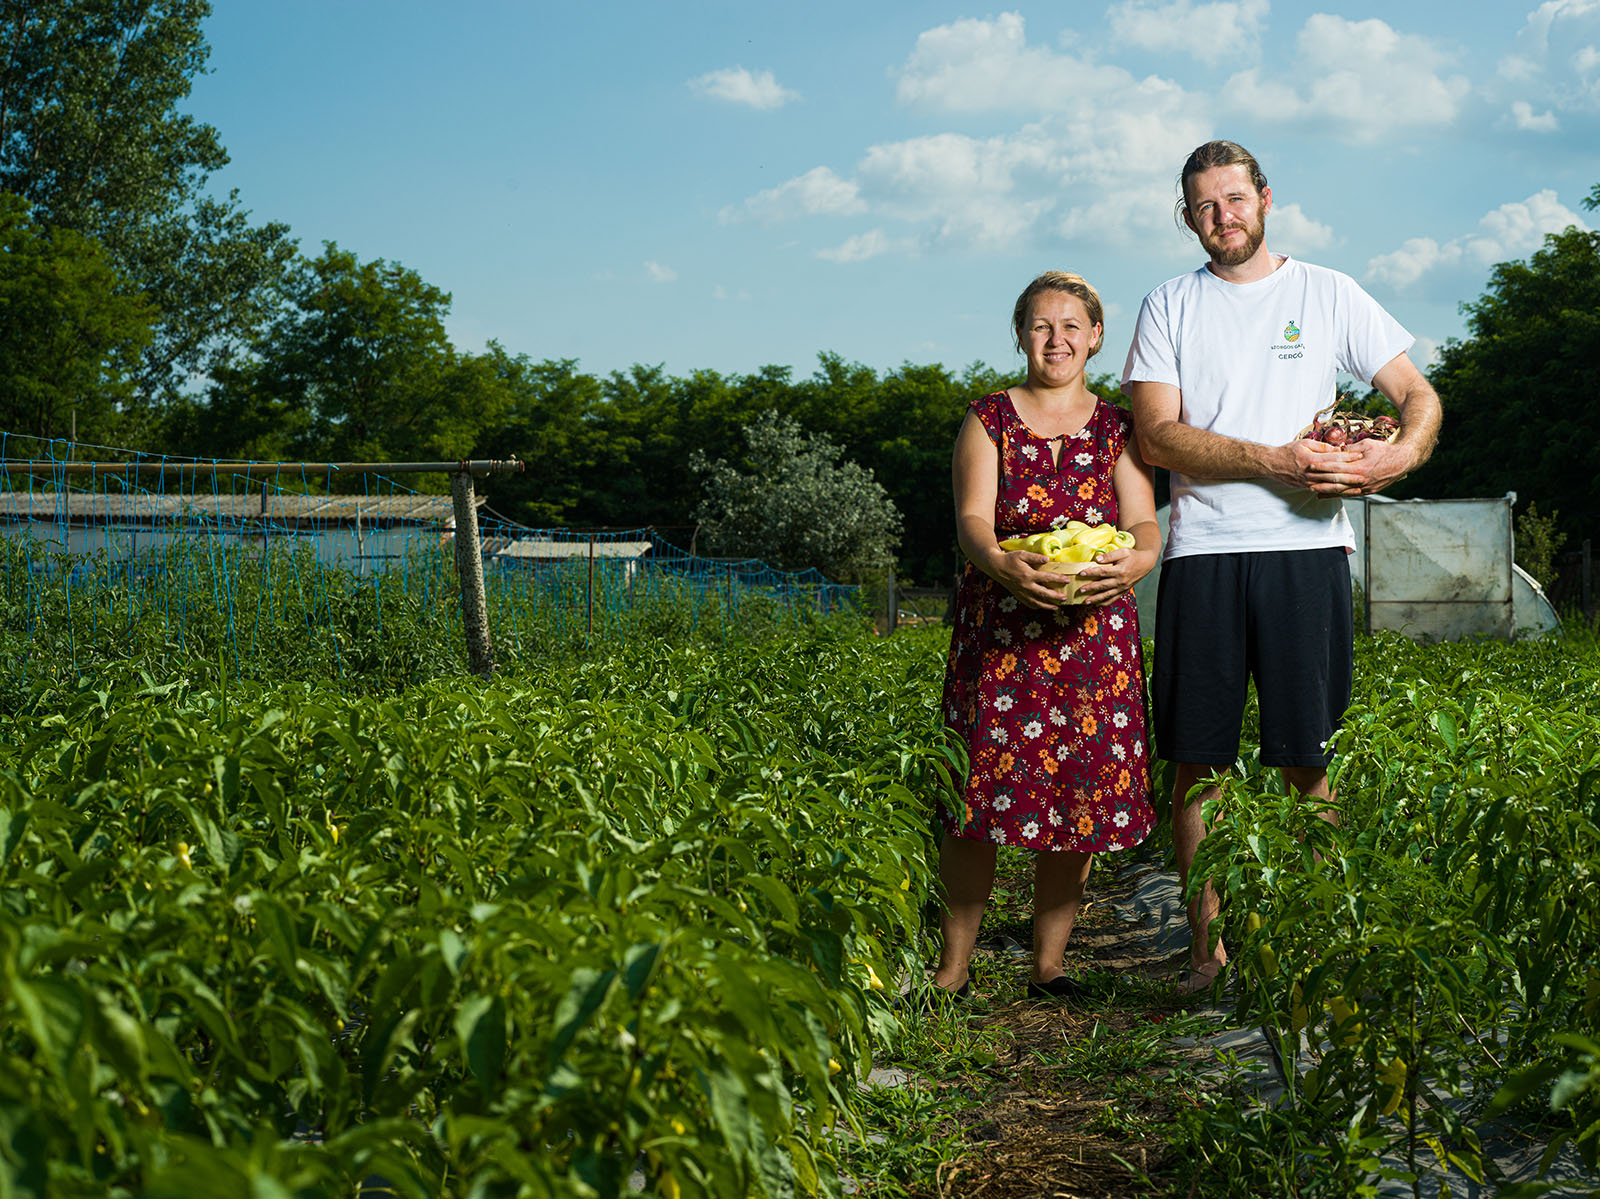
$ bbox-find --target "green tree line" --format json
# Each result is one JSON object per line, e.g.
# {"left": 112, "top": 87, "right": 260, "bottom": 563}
{"left": 1, "top": 3, "right": 1596, "bottom": 583}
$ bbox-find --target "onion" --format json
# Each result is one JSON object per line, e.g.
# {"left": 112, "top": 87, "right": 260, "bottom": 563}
{"left": 1297, "top": 399, "right": 1400, "bottom": 446}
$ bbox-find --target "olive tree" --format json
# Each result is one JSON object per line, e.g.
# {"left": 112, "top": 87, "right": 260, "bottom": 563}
{"left": 691, "top": 411, "right": 902, "bottom": 582}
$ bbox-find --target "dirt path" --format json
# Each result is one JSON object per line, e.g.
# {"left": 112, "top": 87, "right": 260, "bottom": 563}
{"left": 869, "top": 848, "right": 1596, "bottom": 1199}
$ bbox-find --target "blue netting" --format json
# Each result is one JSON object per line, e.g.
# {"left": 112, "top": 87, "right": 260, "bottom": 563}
{"left": 0, "top": 433, "right": 864, "bottom": 677}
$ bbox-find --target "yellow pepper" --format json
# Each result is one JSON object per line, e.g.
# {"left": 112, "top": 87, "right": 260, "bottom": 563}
{"left": 1377, "top": 1058, "right": 1407, "bottom": 1116}
{"left": 1003, "top": 523, "right": 1131, "bottom": 564}
{"left": 1328, "top": 996, "right": 1363, "bottom": 1046}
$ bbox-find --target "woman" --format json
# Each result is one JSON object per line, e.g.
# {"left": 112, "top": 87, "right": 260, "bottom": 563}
{"left": 934, "top": 271, "right": 1160, "bottom": 1000}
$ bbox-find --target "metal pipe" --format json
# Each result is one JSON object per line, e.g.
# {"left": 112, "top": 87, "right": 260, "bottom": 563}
{"left": 0, "top": 458, "right": 526, "bottom": 478}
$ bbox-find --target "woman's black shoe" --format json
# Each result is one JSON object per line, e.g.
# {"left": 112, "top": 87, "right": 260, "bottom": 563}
{"left": 1025, "top": 974, "right": 1086, "bottom": 1001}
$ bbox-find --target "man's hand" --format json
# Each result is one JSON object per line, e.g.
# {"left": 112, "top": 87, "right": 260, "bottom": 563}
{"left": 1266, "top": 438, "right": 1359, "bottom": 492}
{"left": 1311, "top": 436, "right": 1414, "bottom": 496}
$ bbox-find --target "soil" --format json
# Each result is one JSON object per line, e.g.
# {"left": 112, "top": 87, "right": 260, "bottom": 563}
{"left": 898, "top": 846, "right": 1212, "bottom": 1199}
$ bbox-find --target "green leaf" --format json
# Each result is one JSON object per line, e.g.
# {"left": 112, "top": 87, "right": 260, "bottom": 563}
{"left": 189, "top": 809, "right": 242, "bottom": 874}
{"left": 548, "top": 967, "right": 616, "bottom": 1064}
{"left": 1488, "top": 1062, "right": 1559, "bottom": 1117}
{"left": 1551, "top": 1067, "right": 1595, "bottom": 1111}
{"left": 1435, "top": 711, "right": 1459, "bottom": 751}
{"left": 94, "top": 996, "right": 148, "bottom": 1083}
{"left": 455, "top": 993, "right": 507, "bottom": 1093}
{"left": 745, "top": 875, "right": 800, "bottom": 926}
{"left": 0, "top": 806, "right": 30, "bottom": 880}
{"left": 808, "top": 928, "right": 844, "bottom": 985}
{"left": 361, "top": 1007, "right": 421, "bottom": 1108}
{"left": 11, "top": 978, "right": 87, "bottom": 1076}
{"left": 253, "top": 896, "right": 301, "bottom": 976}
{"left": 438, "top": 928, "right": 467, "bottom": 977}
{"left": 621, "top": 942, "right": 662, "bottom": 1001}
{"left": 1445, "top": 1151, "right": 1484, "bottom": 1184}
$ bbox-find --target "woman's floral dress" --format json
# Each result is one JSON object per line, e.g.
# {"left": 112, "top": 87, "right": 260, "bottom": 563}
{"left": 940, "top": 392, "right": 1155, "bottom": 853}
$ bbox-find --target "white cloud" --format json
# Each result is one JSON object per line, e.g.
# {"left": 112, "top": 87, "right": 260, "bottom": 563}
{"left": 720, "top": 166, "right": 864, "bottom": 223}
{"left": 894, "top": 12, "right": 1142, "bottom": 111}
{"left": 644, "top": 261, "right": 677, "bottom": 283}
{"left": 1107, "top": 0, "right": 1270, "bottom": 66}
{"left": 1513, "top": 0, "right": 1600, "bottom": 56}
{"left": 689, "top": 66, "right": 799, "bottom": 111}
{"left": 1410, "top": 336, "right": 1443, "bottom": 371}
{"left": 1506, "top": 99, "right": 1560, "bottom": 130}
{"left": 1500, "top": 1, "right": 1600, "bottom": 109}
{"left": 1366, "top": 237, "right": 1448, "bottom": 290}
{"left": 1268, "top": 203, "right": 1335, "bottom": 256}
{"left": 1366, "top": 190, "right": 1589, "bottom": 290}
{"left": 815, "top": 230, "right": 910, "bottom": 263}
{"left": 855, "top": 130, "right": 1060, "bottom": 250}
{"left": 734, "top": 13, "right": 1215, "bottom": 256}
{"left": 1225, "top": 15, "right": 1469, "bottom": 143}
{"left": 712, "top": 284, "right": 751, "bottom": 302}
{"left": 1499, "top": 54, "right": 1540, "bottom": 83}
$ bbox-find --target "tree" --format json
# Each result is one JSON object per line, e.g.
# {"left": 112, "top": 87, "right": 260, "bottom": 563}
{"left": 183, "top": 244, "right": 508, "bottom": 479}
{"left": 691, "top": 411, "right": 903, "bottom": 581}
{"left": 0, "top": 1, "right": 295, "bottom": 405}
{"left": 0, "top": 192, "right": 152, "bottom": 444}
{"left": 1398, "top": 191, "right": 1600, "bottom": 548}
{"left": 471, "top": 350, "right": 609, "bottom": 526}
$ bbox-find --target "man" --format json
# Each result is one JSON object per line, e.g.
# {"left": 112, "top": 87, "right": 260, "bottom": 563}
{"left": 1122, "top": 140, "right": 1442, "bottom": 991}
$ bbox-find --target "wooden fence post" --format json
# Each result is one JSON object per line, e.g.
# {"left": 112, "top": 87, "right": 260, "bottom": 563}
{"left": 587, "top": 534, "right": 597, "bottom": 644}
{"left": 450, "top": 469, "right": 494, "bottom": 678}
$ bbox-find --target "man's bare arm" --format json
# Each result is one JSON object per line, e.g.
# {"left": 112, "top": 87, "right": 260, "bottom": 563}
{"left": 1128, "top": 380, "right": 1354, "bottom": 489}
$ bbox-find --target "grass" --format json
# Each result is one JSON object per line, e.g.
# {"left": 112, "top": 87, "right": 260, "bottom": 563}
{"left": 831, "top": 843, "right": 1260, "bottom": 1199}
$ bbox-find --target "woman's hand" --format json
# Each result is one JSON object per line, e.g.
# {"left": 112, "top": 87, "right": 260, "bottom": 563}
{"left": 989, "top": 548, "right": 1073, "bottom": 610}
{"left": 1071, "top": 545, "right": 1158, "bottom": 606}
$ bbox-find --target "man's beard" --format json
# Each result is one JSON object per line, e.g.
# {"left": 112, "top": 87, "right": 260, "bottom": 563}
{"left": 1205, "top": 215, "right": 1265, "bottom": 266}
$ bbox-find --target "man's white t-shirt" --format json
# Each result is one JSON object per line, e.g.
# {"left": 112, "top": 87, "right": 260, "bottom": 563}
{"left": 1121, "top": 255, "right": 1413, "bottom": 561}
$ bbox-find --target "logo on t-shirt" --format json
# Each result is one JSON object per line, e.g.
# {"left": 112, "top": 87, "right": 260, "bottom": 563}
{"left": 1272, "top": 318, "right": 1305, "bottom": 359}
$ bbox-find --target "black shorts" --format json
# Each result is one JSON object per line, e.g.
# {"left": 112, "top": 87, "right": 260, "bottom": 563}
{"left": 1152, "top": 548, "right": 1353, "bottom": 769}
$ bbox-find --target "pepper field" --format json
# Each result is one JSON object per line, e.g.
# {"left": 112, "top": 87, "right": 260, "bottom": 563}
{"left": 0, "top": 552, "right": 1597, "bottom": 1196}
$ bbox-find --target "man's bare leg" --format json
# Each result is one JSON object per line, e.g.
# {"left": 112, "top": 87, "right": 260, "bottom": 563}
{"left": 1173, "top": 762, "right": 1228, "bottom": 992}
{"left": 1283, "top": 765, "right": 1338, "bottom": 866}
{"left": 934, "top": 834, "right": 997, "bottom": 991}
{"left": 1281, "top": 765, "right": 1337, "bottom": 826}
{"left": 1031, "top": 850, "right": 1093, "bottom": 984}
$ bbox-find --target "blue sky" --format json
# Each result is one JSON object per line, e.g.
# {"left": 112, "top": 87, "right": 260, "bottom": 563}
{"left": 188, "top": 0, "right": 1600, "bottom": 384}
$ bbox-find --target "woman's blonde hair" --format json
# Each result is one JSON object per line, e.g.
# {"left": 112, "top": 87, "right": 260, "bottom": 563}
{"left": 1011, "top": 271, "right": 1104, "bottom": 358}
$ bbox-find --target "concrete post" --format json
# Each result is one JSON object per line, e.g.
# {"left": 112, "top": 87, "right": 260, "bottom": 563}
{"left": 450, "top": 470, "right": 494, "bottom": 678}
